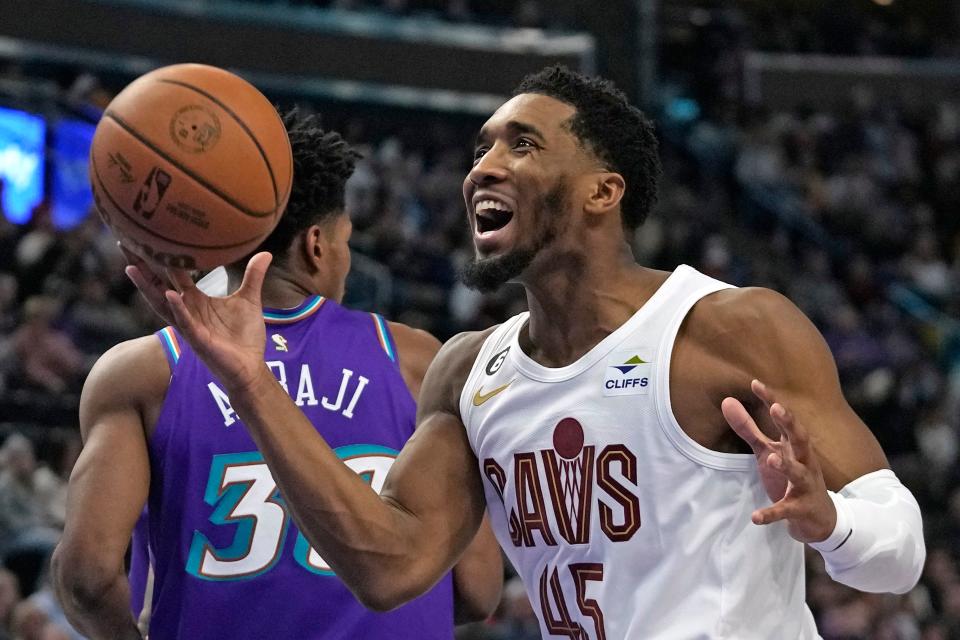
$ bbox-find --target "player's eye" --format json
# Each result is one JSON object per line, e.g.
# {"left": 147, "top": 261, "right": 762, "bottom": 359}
{"left": 473, "top": 146, "right": 489, "bottom": 162}
{"left": 513, "top": 138, "right": 537, "bottom": 152}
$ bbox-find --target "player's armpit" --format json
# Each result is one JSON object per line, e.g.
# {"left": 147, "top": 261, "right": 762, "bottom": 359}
{"left": 52, "top": 337, "right": 166, "bottom": 640}
{"left": 704, "top": 287, "right": 889, "bottom": 490}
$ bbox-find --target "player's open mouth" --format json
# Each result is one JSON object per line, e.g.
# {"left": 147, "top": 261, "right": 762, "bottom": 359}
{"left": 475, "top": 199, "right": 514, "bottom": 234}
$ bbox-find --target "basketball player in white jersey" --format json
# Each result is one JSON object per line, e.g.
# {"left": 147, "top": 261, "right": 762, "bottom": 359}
{"left": 126, "top": 66, "right": 925, "bottom": 639}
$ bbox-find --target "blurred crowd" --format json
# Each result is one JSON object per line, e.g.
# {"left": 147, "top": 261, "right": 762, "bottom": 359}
{"left": 721, "top": 2, "right": 960, "bottom": 59}
{"left": 234, "top": 0, "right": 960, "bottom": 54}
{"left": 242, "top": 0, "right": 556, "bottom": 29}
{"left": 0, "top": 433, "right": 81, "bottom": 640}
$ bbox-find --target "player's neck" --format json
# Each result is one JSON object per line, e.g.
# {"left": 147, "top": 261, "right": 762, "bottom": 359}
{"left": 518, "top": 248, "right": 667, "bottom": 369}
{"left": 227, "top": 265, "right": 336, "bottom": 309}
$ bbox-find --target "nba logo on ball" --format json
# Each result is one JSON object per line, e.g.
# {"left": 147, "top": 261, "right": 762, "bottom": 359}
{"left": 603, "top": 350, "right": 653, "bottom": 396}
{"left": 133, "top": 167, "right": 172, "bottom": 219}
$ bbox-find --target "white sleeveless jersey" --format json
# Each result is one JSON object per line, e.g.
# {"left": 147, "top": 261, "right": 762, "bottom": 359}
{"left": 460, "top": 266, "right": 820, "bottom": 640}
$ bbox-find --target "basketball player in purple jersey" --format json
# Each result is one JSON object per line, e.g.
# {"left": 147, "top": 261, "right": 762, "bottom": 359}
{"left": 122, "top": 67, "right": 924, "bottom": 638}
{"left": 50, "top": 110, "right": 502, "bottom": 640}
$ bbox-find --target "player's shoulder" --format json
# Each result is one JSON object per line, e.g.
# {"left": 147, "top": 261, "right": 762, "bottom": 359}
{"left": 80, "top": 334, "right": 171, "bottom": 429}
{"left": 435, "top": 327, "right": 501, "bottom": 375}
{"left": 88, "top": 334, "right": 170, "bottom": 381}
{"left": 385, "top": 321, "right": 443, "bottom": 362}
{"left": 687, "top": 286, "right": 805, "bottom": 335}
{"left": 382, "top": 320, "right": 443, "bottom": 398}
{"left": 386, "top": 321, "right": 498, "bottom": 377}
{"left": 684, "top": 286, "right": 828, "bottom": 368}
{"left": 417, "top": 327, "right": 500, "bottom": 418}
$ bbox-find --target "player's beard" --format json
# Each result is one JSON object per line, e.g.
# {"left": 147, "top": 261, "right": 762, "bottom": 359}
{"left": 460, "top": 180, "right": 570, "bottom": 292}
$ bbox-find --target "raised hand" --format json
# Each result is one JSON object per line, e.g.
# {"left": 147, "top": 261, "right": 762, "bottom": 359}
{"left": 124, "top": 247, "right": 273, "bottom": 393}
{"left": 721, "top": 380, "right": 837, "bottom": 544}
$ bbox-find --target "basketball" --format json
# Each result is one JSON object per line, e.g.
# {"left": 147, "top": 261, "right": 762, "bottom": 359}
{"left": 89, "top": 63, "right": 292, "bottom": 270}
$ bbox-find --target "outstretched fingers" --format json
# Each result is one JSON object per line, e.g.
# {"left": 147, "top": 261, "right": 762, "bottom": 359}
{"left": 721, "top": 396, "right": 772, "bottom": 453}
{"left": 120, "top": 243, "right": 181, "bottom": 325}
{"left": 166, "top": 267, "right": 197, "bottom": 295}
{"left": 237, "top": 252, "right": 273, "bottom": 305}
{"left": 124, "top": 264, "right": 174, "bottom": 326}
{"left": 769, "top": 402, "right": 813, "bottom": 465}
{"left": 762, "top": 441, "right": 810, "bottom": 491}
{"left": 751, "top": 501, "right": 792, "bottom": 526}
{"left": 751, "top": 379, "right": 813, "bottom": 462}
{"left": 164, "top": 289, "right": 207, "bottom": 345}
{"left": 750, "top": 379, "right": 775, "bottom": 408}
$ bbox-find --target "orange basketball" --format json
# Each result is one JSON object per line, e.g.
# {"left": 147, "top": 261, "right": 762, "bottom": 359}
{"left": 89, "top": 63, "right": 292, "bottom": 270}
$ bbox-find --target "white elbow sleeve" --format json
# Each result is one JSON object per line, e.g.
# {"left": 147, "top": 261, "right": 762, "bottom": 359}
{"left": 808, "top": 469, "right": 925, "bottom": 594}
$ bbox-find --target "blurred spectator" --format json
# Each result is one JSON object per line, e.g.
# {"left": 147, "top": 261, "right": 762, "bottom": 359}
{"left": 0, "top": 195, "right": 20, "bottom": 276}
{"left": 13, "top": 204, "right": 62, "bottom": 303}
{"left": 0, "top": 568, "right": 19, "bottom": 640}
{"left": 0, "top": 274, "right": 17, "bottom": 335}
{"left": 512, "top": 1, "right": 544, "bottom": 29}
{"left": 9, "top": 598, "right": 49, "bottom": 640}
{"left": 23, "top": 569, "right": 79, "bottom": 640}
{"left": 902, "top": 229, "right": 953, "bottom": 303}
{"left": 63, "top": 273, "right": 140, "bottom": 355}
{"left": 0, "top": 435, "right": 62, "bottom": 561}
{"left": 486, "top": 577, "right": 540, "bottom": 640}
{"left": 9, "top": 298, "right": 86, "bottom": 395}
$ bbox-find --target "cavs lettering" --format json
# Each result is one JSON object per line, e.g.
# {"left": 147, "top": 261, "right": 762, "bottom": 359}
{"left": 482, "top": 417, "right": 641, "bottom": 548}
{"left": 482, "top": 418, "right": 641, "bottom": 640}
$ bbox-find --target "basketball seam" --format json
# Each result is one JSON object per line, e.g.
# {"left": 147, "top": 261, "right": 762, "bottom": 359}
{"left": 156, "top": 78, "right": 281, "bottom": 210}
{"left": 92, "top": 150, "right": 265, "bottom": 250}
{"left": 103, "top": 110, "right": 276, "bottom": 219}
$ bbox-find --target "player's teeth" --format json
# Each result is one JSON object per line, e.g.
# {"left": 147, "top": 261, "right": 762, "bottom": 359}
{"left": 476, "top": 200, "right": 511, "bottom": 212}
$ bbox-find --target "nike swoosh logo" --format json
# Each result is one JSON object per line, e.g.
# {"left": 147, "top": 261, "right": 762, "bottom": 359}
{"left": 473, "top": 380, "right": 514, "bottom": 406}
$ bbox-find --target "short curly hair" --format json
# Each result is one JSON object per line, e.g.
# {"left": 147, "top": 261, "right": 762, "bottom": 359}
{"left": 513, "top": 66, "right": 661, "bottom": 230}
{"left": 255, "top": 108, "right": 362, "bottom": 262}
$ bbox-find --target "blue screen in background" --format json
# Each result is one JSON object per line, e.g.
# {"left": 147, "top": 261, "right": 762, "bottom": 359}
{"left": 0, "top": 106, "right": 46, "bottom": 224}
{"left": 52, "top": 119, "right": 96, "bottom": 229}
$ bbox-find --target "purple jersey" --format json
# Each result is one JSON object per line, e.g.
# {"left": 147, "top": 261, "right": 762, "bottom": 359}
{"left": 132, "top": 296, "right": 453, "bottom": 639}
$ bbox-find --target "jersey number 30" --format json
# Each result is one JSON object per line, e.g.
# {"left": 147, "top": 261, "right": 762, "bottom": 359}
{"left": 186, "top": 445, "right": 396, "bottom": 581}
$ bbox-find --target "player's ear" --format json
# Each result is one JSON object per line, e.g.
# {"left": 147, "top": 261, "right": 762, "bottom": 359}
{"left": 299, "top": 224, "right": 325, "bottom": 272}
{"left": 583, "top": 172, "right": 625, "bottom": 217}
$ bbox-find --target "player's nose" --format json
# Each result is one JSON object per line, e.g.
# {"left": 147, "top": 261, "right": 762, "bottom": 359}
{"left": 467, "top": 147, "right": 509, "bottom": 187}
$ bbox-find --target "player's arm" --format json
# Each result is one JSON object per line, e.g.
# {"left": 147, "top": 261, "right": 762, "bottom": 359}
{"left": 127, "top": 253, "right": 490, "bottom": 610}
{"left": 50, "top": 337, "right": 166, "bottom": 639}
{"left": 390, "top": 323, "right": 504, "bottom": 623}
{"left": 224, "top": 328, "right": 489, "bottom": 610}
{"left": 705, "top": 287, "right": 924, "bottom": 593}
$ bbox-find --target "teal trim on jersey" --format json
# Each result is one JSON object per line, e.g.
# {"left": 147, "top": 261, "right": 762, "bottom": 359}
{"left": 157, "top": 327, "right": 180, "bottom": 367}
{"left": 186, "top": 452, "right": 291, "bottom": 582}
{"left": 371, "top": 313, "right": 397, "bottom": 362}
{"left": 292, "top": 533, "right": 336, "bottom": 576}
{"left": 333, "top": 443, "right": 399, "bottom": 459}
{"left": 292, "top": 444, "right": 399, "bottom": 575}
{"left": 262, "top": 295, "right": 325, "bottom": 324}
